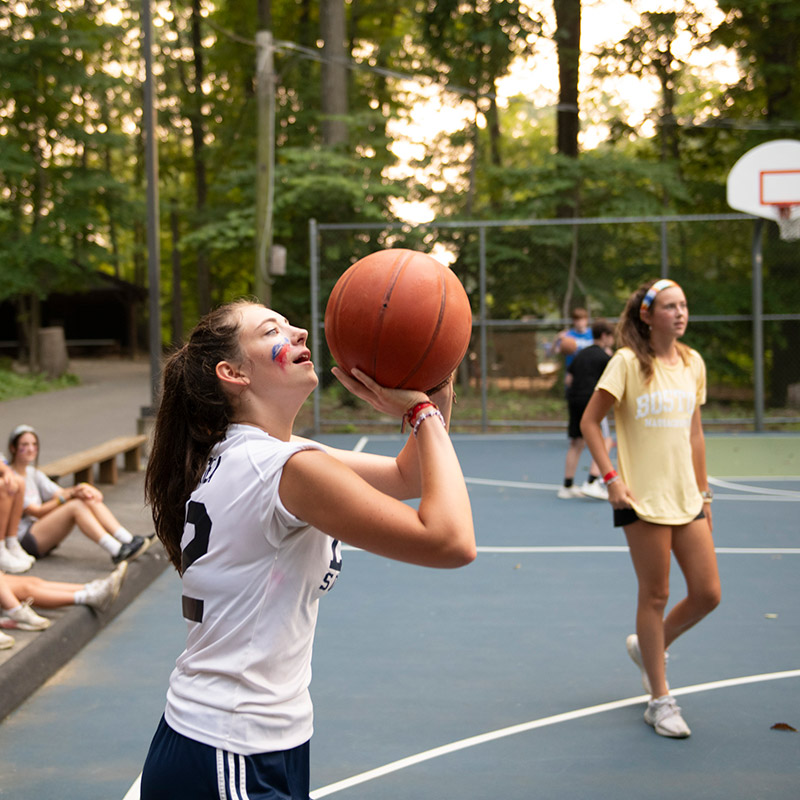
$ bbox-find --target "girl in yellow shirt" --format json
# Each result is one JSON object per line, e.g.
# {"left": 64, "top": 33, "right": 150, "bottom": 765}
{"left": 581, "top": 279, "right": 720, "bottom": 739}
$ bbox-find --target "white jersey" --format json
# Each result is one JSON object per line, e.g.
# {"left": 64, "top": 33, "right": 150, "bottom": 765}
{"left": 164, "top": 424, "right": 343, "bottom": 755}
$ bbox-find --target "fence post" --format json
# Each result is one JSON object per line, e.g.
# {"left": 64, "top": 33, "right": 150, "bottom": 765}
{"left": 479, "top": 226, "right": 488, "bottom": 432}
{"left": 309, "top": 218, "right": 321, "bottom": 434}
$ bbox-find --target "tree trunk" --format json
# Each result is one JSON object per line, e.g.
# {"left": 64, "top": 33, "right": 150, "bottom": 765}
{"left": 554, "top": 0, "right": 581, "bottom": 160}
{"left": 320, "top": 0, "right": 348, "bottom": 145}
{"left": 190, "top": 0, "right": 211, "bottom": 313}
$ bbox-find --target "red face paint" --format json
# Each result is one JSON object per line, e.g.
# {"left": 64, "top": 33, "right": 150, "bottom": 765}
{"left": 272, "top": 337, "right": 290, "bottom": 366}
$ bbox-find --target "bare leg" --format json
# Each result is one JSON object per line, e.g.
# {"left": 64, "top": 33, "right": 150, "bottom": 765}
{"left": 0, "top": 572, "right": 22, "bottom": 609}
{"left": 3, "top": 574, "right": 82, "bottom": 608}
{"left": 564, "top": 438, "right": 585, "bottom": 481}
{"left": 83, "top": 497, "right": 125, "bottom": 535}
{"left": 0, "top": 484, "right": 24, "bottom": 543}
{"left": 28, "top": 499, "right": 110, "bottom": 556}
{"left": 664, "top": 517, "right": 721, "bottom": 649}
{"left": 624, "top": 520, "right": 672, "bottom": 698}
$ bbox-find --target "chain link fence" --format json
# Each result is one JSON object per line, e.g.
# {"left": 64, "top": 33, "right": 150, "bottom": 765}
{"left": 307, "top": 214, "right": 800, "bottom": 433}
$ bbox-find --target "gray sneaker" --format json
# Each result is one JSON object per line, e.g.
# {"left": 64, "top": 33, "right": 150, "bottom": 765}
{"left": 644, "top": 695, "right": 691, "bottom": 738}
{"left": 626, "top": 634, "right": 669, "bottom": 694}
{"left": 83, "top": 562, "right": 128, "bottom": 612}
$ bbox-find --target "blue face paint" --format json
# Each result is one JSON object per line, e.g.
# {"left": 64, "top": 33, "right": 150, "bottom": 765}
{"left": 272, "top": 337, "right": 290, "bottom": 366}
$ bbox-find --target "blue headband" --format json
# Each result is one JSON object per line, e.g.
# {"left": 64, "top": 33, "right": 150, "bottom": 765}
{"left": 641, "top": 279, "right": 678, "bottom": 313}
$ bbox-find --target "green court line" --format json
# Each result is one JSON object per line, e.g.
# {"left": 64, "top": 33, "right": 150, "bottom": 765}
{"left": 706, "top": 435, "right": 800, "bottom": 477}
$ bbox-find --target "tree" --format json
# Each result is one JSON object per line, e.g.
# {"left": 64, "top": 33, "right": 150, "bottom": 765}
{"left": 553, "top": 0, "right": 580, "bottom": 159}
{"left": 0, "top": 0, "right": 135, "bottom": 364}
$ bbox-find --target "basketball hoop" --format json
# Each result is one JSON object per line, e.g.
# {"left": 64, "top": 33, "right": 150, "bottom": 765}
{"left": 776, "top": 204, "right": 800, "bottom": 241}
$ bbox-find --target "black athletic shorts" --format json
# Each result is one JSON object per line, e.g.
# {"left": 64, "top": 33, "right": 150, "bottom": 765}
{"left": 613, "top": 508, "right": 706, "bottom": 528}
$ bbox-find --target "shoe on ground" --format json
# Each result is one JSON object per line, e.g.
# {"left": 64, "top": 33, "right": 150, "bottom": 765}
{"left": 557, "top": 485, "right": 584, "bottom": 499}
{"left": 0, "top": 630, "right": 15, "bottom": 650}
{"left": 84, "top": 562, "right": 128, "bottom": 612}
{"left": 0, "top": 599, "right": 52, "bottom": 631}
{"left": 626, "top": 634, "right": 669, "bottom": 695}
{"left": 0, "top": 547, "right": 33, "bottom": 574}
{"left": 644, "top": 695, "right": 691, "bottom": 738}
{"left": 112, "top": 535, "right": 151, "bottom": 565}
{"left": 580, "top": 480, "right": 608, "bottom": 500}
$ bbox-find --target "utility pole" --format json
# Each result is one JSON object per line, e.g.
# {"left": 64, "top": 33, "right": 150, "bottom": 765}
{"left": 255, "top": 30, "right": 275, "bottom": 306}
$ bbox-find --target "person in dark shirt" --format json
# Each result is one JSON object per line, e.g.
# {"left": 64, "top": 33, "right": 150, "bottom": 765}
{"left": 558, "top": 319, "right": 615, "bottom": 499}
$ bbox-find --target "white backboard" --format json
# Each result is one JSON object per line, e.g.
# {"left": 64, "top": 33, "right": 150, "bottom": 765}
{"left": 727, "top": 139, "right": 800, "bottom": 221}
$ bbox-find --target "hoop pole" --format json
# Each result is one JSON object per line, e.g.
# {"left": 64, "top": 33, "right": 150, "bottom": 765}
{"left": 752, "top": 218, "right": 765, "bottom": 433}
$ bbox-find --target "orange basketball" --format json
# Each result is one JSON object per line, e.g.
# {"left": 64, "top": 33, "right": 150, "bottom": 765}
{"left": 560, "top": 335, "right": 578, "bottom": 355}
{"left": 325, "top": 249, "right": 472, "bottom": 391}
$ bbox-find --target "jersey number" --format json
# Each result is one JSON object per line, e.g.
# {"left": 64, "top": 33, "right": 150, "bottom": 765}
{"left": 181, "top": 500, "right": 211, "bottom": 622}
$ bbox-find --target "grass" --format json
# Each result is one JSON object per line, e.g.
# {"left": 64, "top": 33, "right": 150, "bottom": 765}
{"left": 0, "top": 362, "right": 80, "bottom": 402}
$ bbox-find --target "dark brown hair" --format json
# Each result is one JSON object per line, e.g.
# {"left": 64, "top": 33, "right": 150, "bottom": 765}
{"left": 617, "top": 280, "right": 690, "bottom": 383}
{"left": 145, "top": 300, "right": 255, "bottom": 571}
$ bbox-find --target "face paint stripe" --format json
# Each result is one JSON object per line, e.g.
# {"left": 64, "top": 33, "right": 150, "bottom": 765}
{"left": 272, "top": 338, "right": 290, "bottom": 365}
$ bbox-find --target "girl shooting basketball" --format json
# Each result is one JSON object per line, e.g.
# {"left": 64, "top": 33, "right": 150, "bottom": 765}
{"left": 140, "top": 300, "right": 475, "bottom": 799}
{"left": 580, "top": 279, "right": 720, "bottom": 739}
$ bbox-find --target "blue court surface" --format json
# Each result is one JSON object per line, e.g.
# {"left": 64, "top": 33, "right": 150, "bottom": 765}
{"left": 0, "top": 434, "right": 798, "bottom": 799}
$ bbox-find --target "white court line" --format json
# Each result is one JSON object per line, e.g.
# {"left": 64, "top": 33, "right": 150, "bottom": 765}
{"left": 353, "top": 436, "right": 369, "bottom": 453}
{"left": 709, "top": 476, "right": 800, "bottom": 498}
{"left": 121, "top": 669, "right": 800, "bottom": 800}
{"left": 308, "top": 669, "right": 800, "bottom": 799}
{"left": 466, "top": 476, "right": 800, "bottom": 500}
{"left": 474, "top": 546, "right": 800, "bottom": 555}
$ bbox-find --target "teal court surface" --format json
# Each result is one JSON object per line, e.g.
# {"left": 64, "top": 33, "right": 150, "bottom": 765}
{"left": 0, "top": 433, "right": 798, "bottom": 799}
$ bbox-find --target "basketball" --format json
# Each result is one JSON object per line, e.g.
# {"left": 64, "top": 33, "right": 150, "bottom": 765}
{"left": 560, "top": 335, "right": 578, "bottom": 355}
{"left": 325, "top": 248, "right": 472, "bottom": 391}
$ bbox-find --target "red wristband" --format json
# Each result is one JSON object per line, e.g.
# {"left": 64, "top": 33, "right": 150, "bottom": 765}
{"left": 402, "top": 401, "right": 435, "bottom": 433}
{"left": 603, "top": 469, "right": 618, "bottom": 483}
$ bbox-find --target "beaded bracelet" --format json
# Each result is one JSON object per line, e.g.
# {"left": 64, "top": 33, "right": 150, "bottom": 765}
{"left": 412, "top": 408, "right": 446, "bottom": 437}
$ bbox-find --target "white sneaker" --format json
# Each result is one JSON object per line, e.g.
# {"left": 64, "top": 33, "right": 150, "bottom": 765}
{"left": 557, "top": 485, "right": 584, "bottom": 499}
{"left": 644, "top": 695, "right": 691, "bottom": 738}
{"left": 6, "top": 540, "right": 36, "bottom": 570}
{"left": 579, "top": 480, "right": 608, "bottom": 500}
{"left": 0, "top": 599, "right": 51, "bottom": 631}
{"left": 83, "top": 562, "right": 128, "bottom": 612}
{"left": 0, "top": 630, "right": 14, "bottom": 649}
{"left": 0, "top": 546, "right": 32, "bottom": 574}
{"left": 626, "top": 634, "right": 669, "bottom": 694}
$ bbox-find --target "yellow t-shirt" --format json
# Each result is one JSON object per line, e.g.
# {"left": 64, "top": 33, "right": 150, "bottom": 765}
{"left": 597, "top": 347, "right": 706, "bottom": 525}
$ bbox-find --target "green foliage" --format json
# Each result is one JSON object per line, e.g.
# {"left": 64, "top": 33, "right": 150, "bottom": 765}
{"left": 0, "top": 366, "right": 80, "bottom": 402}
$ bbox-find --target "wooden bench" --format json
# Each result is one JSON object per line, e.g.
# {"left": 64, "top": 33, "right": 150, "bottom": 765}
{"left": 41, "top": 434, "right": 149, "bottom": 486}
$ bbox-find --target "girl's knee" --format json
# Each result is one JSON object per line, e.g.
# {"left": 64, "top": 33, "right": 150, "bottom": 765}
{"left": 639, "top": 585, "right": 670, "bottom": 614}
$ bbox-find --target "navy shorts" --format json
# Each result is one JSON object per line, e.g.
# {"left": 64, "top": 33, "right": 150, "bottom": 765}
{"left": 613, "top": 508, "right": 705, "bottom": 528}
{"left": 140, "top": 716, "right": 311, "bottom": 800}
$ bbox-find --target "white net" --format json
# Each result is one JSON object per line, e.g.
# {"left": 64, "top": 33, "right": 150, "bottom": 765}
{"left": 777, "top": 206, "right": 800, "bottom": 241}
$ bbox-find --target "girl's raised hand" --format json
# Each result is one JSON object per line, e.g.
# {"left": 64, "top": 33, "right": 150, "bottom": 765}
{"left": 332, "top": 367, "right": 429, "bottom": 420}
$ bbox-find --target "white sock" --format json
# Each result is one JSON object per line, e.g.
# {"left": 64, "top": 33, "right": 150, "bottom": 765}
{"left": 5, "top": 604, "right": 22, "bottom": 615}
{"left": 98, "top": 534, "right": 122, "bottom": 557}
{"left": 73, "top": 588, "right": 89, "bottom": 605}
{"left": 112, "top": 527, "right": 134, "bottom": 544}
{"left": 0, "top": 540, "right": 7, "bottom": 553}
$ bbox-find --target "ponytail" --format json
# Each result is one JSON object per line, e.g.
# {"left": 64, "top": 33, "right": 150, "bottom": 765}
{"left": 145, "top": 300, "right": 253, "bottom": 571}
